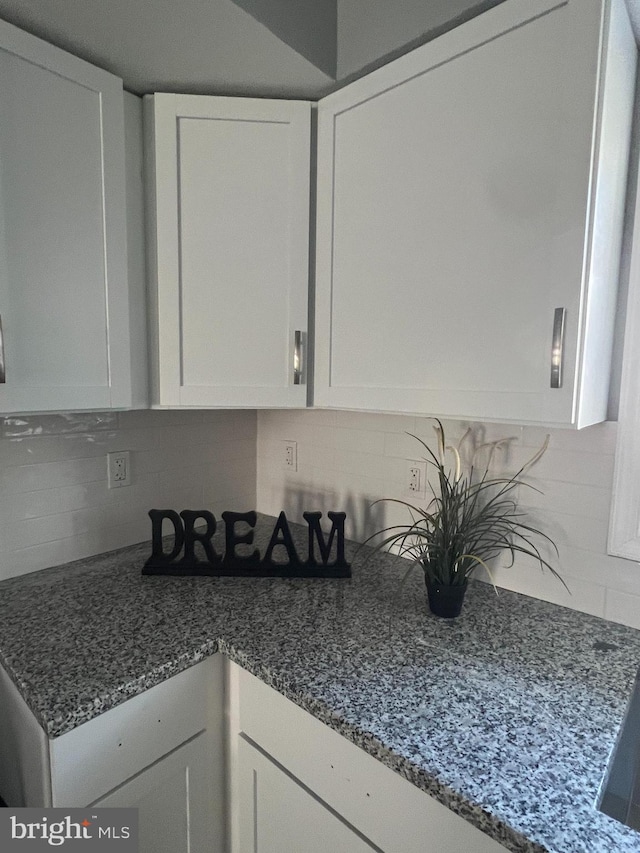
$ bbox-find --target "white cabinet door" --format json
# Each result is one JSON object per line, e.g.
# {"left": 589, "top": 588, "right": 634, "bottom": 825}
{"left": 93, "top": 734, "right": 217, "bottom": 853}
{"left": 236, "top": 737, "right": 377, "bottom": 853}
{"left": 0, "top": 19, "right": 132, "bottom": 413}
{"left": 230, "top": 662, "right": 508, "bottom": 853}
{"left": 145, "top": 94, "right": 310, "bottom": 408}
{"left": 315, "top": 0, "right": 636, "bottom": 427}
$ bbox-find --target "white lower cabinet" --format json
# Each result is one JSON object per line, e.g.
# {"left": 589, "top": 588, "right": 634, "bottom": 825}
{"left": 0, "top": 653, "right": 510, "bottom": 853}
{"left": 0, "top": 656, "right": 225, "bottom": 853}
{"left": 50, "top": 657, "right": 225, "bottom": 853}
{"left": 94, "top": 734, "right": 214, "bottom": 853}
{"left": 237, "top": 738, "right": 377, "bottom": 853}
{"left": 228, "top": 662, "right": 508, "bottom": 853}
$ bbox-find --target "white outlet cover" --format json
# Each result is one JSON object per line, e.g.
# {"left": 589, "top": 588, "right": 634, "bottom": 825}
{"left": 406, "top": 459, "right": 427, "bottom": 496}
{"left": 108, "top": 451, "right": 131, "bottom": 489}
{"left": 282, "top": 440, "right": 297, "bottom": 471}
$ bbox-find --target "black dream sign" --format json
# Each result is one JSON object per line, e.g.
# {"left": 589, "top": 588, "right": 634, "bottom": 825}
{"left": 142, "top": 509, "right": 351, "bottom": 578}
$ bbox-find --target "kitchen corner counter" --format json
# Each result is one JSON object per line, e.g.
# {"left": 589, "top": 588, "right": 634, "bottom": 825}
{"left": 0, "top": 514, "right": 639, "bottom": 853}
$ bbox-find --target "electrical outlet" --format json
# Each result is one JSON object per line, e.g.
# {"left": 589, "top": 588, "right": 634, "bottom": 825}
{"left": 108, "top": 451, "right": 131, "bottom": 488}
{"left": 406, "top": 460, "right": 426, "bottom": 496}
{"left": 283, "top": 440, "right": 297, "bottom": 471}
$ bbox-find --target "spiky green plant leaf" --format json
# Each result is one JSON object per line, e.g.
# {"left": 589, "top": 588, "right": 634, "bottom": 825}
{"left": 360, "top": 421, "right": 566, "bottom": 594}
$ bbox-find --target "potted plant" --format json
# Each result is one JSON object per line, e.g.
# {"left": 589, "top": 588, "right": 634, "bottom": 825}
{"left": 363, "top": 421, "right": 566, "bottom": 618}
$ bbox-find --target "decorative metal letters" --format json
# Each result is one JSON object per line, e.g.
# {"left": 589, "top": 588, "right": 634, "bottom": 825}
{"left": 142, "top": 510, "right": 351, "bottom": 578}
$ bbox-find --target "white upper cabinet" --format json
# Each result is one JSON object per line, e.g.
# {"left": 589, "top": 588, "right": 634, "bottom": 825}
{"left": 145, "top": 94, "right": 311, "bottom": 408}
{"left": 315, "top": 0, "right": 636, "bottom": 427}
{"left": 0, "top": 19, "right": 136, "bottom": 414}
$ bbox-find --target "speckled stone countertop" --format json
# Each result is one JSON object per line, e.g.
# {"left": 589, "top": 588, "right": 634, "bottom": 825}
{"left": 0, "top": 514, "right": 639, "bottom": 853}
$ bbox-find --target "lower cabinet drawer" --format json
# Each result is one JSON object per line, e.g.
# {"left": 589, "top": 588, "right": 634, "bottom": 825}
{"left": 232, "top": 663, "right": 508, "bottom": 853}
{"left": 50, "top": 658, "right": 215, "bottom": 807}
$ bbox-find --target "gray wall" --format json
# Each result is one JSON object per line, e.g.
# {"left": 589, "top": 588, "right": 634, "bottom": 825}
{"left": 233, "top": 0, "right": 337, "bottom": 78}
{"left": 337, "top": 0, "right": 504, "bottom": 78}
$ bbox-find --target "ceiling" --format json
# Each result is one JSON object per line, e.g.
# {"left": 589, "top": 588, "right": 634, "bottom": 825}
{"left": 0, "top": 0, "right": 334, "bottom": 97}
{"left": 0, "top": 0, "right": 638, "bottom": 99}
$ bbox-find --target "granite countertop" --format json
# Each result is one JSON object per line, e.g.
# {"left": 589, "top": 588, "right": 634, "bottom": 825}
{"left": 0, "top": 513, "right": 639, "bottom": 853}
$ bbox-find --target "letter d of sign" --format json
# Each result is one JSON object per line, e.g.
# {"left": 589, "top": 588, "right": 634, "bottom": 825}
{"left": 148, "top": 509, "right": 184, "bottom": 564}
{"left": 144, "top": 509, "right": 222, "bottom": 575}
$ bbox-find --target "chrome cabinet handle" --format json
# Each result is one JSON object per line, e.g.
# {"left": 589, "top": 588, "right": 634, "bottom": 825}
{"left": 0, "top": 314, "right": 5, "bottom": 384}
{"left": 550, "top": 308, "right": 565, "bottom": 389}
{"left": 293, "top": 330, "right": 304, "bottom": 385}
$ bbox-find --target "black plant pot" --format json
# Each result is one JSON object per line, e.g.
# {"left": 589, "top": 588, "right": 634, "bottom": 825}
{"left": 425, "top": 578, "right": 468, "bottom": 618}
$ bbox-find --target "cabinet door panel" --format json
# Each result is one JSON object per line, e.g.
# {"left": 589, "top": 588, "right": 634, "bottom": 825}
{"left": 331, "top": 8, "right": 585, "bottom": 394}
{"left": 315, "top": 0, "right": 635, "bottom": 426}
{"left": 180, "top": 119, "right": 292, "bottom": 389}
{"left": 0, "top": 52, "right": 107, "bottom": 389}
{"left": 0, "top": 20, "right": 130, "bottom": 413}
{"left": 93, "top": 734, "right": 215, "bottom": 853}
{"left": 147, "top": 94, "right": 310, "bottom": 408}
{"left": 237, "top": 737, "right": 377, "bottom": 853}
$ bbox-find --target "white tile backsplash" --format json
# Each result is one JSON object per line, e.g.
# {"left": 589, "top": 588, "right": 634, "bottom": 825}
{"left": 256, "top": 410, "right": 640, "bottom": 629}
{"left": 605, "top": 589, "right": 640, "bottom": 630}
{"left": 3, "top": 405, "right": 638, "bottom": 629}
{"left": 0, "top": 409, "right": 257, "bottom": 581}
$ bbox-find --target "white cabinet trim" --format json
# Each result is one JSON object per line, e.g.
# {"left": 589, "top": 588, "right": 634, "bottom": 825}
{"left": 609, "top": 131, "right": 640, "bottom": 562}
